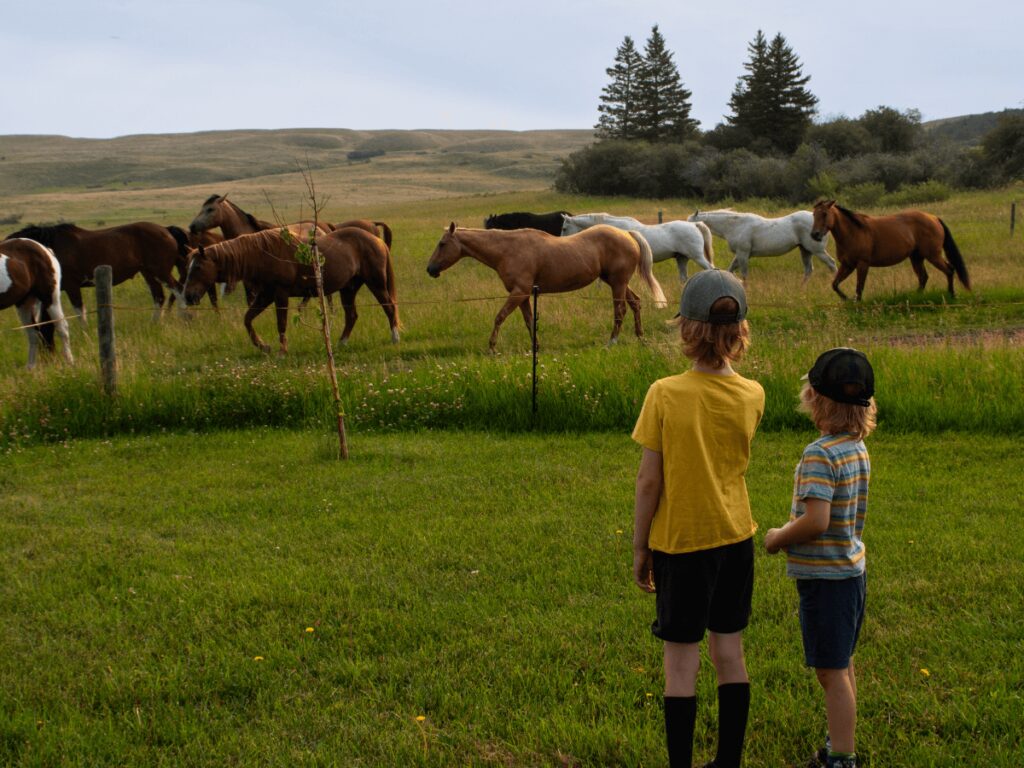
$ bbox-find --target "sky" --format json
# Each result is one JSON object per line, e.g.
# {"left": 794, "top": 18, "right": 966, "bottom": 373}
{"left": 2, "top": 0, "right": 1020, "bottom": 139}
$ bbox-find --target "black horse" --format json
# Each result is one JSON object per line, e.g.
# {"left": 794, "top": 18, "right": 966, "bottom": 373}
{"left": 483, "top": 211, "right": 572, "bottom": 237}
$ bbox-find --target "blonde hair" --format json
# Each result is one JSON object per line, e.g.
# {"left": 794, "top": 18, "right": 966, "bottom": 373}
{"left": 799, "top": 381, "right": 877, "bottom": 439}
{"left": 676, "top": 297, "right": 750, "bottom": 369}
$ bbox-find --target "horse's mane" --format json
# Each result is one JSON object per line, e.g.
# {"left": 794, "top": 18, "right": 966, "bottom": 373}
{"left": 835, "top": 204, "right": 869, "bottom": 230}
{"left": 202, "top": 193, "right": 223, "bottom": 206}
{"left": 203, "top": 229, "right": 294, "bottom": 280}
{"left": 6, "top": 223, "right": 78, "bottom": 246}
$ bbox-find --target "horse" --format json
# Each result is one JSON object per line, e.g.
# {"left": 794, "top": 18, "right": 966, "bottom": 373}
{"left": 560, "top": 212, "right": 714, "bottom": 284}
{"left": 483, "top": 211, "right": 572, "bottom": 237}
{"left": 810, "top": 200, "right": 971, "bottom": 301}
{"left": 0, "top": 238, "right": 73, "bottom": 367}
{"left": 5, "top": 222, "right": 190, "bottom": 321}
{"left": 426, "top": 223, "right": 667, "bottom": 350}
{"left": 182, "top": 227, "right": 399, "bottom": 354}
{"left": 688, "top": 209, "right": 838, "bottom": 282}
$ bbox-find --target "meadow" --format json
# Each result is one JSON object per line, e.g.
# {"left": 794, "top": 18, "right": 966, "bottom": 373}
{"left": 1, "top": 142, "right": 1023, "bottom": 766}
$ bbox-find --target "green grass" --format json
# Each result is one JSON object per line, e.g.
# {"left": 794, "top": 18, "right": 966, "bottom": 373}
{"left": 1, "top": 430, "right": 1021, "bottom": 767}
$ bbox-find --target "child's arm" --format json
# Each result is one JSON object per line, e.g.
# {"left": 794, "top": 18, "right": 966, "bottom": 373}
{"left": 764, "top": 498, "right": 830, "bottom": 554}
{"left": 632, "top": 447, "right": 663, "bottom": 592}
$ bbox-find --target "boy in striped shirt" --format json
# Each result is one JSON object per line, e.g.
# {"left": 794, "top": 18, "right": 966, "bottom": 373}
{"left": 764, "top": 348, "right": 877, "bottom": 768}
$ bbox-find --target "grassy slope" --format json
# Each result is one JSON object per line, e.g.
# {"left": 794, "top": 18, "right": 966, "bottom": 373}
{"left": 1, "top": 430, "right": 1021, "bottom": 767}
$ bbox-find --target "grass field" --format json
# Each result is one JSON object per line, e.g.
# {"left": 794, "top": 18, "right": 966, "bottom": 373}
{"left": 1, "top": 430, "right": 1021, "bottom": 767}
{"left": 1, "top": 134, "right": 1023, "bottom": 765}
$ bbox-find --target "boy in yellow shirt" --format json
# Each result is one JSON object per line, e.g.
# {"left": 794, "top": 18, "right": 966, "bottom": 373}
{"left": 632, "top": 269, "right": 765, "bottom": 768}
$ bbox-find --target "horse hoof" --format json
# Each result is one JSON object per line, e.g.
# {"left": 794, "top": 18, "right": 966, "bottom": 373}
{"left": 259, "top": 344, "right": 271, "bottom": 354}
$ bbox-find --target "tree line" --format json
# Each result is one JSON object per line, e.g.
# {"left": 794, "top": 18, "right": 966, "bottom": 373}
{"left": 558, "top": 26, "right": 1024, "bottom": 203}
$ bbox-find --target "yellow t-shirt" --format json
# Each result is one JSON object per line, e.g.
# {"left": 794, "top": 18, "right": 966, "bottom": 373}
{"left": 632, "top": 370, "right": 765, "bottom": 554}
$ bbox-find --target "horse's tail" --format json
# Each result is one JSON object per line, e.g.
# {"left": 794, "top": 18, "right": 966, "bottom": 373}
{"left": 166, "top": 225, "right": 192, "bottom": 273}
{"left": 629, "top": 231, "right": 668, "bottom": 309}
{"left": 383, "top": 240, "right": 401, "bottom": 330}
{"left": 696, "top": 221, "right": 715, "bottom": 267}
{"left": 37, "top": 305, "right": 56, "bottom": 351}
{"left": 939, "top": 218, "right": 971, "bottom": 290}
{"left": 374, "top": 221, "right": 393, "bottom": 250}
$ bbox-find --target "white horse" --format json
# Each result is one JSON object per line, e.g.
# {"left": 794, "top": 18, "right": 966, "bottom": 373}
{"left": 561, "top": 213, "right": 714, "bottom": 284}
{"left": 687, "top": 209, "right": 837, "bottom": 282}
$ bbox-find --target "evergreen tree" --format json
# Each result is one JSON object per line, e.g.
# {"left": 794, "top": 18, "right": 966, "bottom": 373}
{"left": 635, "top": 25, "right": 698, "bottom": 142}
{"left": 727, "top": 30, "right": 817, "bottom": 153}
{"left": 595, "top": 36, "right": 644, "bottom": 140}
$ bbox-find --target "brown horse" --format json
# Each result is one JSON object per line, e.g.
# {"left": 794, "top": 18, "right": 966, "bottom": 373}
{"left": 182, "top": 227, "right": 399, "bottom": 353}
{"left": 0, "top": 238, "right": 73, "bottom": 367}
{"left": 811, "top": 200, "right": 971, "bottom": 301}
{"left": 5, "top": 222, "right": 190, "bottom": 320}
{"left": 426, "top": 223, "right": 667, "bottom": 350}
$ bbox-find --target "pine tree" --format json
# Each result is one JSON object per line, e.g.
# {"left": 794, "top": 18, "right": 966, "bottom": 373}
{"left": 727, "top": 30, "right": 817, "bottom": 153}
{"left": 595, "top": 36, "right": 644, "bottom": 140}
{"left": 635, "top": 25, "right": 698, "bottom": 142}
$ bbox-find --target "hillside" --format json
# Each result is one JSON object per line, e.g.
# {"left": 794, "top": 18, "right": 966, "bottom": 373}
{"left": 923, "top": 108, "right": 1024, "bottom": 145}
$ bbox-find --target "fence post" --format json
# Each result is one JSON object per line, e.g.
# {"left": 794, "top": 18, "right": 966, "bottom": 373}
{"left": 531, "top": 285, "right": 539, "bottom": 417}
{"left": 95, "top": 265, "right": 116, "bottom": 395}
{"left": 1012, "top": 202, "right": 1017, "bottom": 237}
{"left": 658, "top": 210, "right": 663, "bottom": 224}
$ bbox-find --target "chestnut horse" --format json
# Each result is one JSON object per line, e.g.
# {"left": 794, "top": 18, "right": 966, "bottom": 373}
{"left": 5, "top": 222, "right": 190, "bottom": 321}
{"left": 0, "top": 238, "right": 73, "bottom": 367}
{"left": 426, "top": 223, "right": 667, "bottom": 350}
{"left": 182, "top": 227, "right": 399, "bottom": 353}
{"left": 811, "top": 200, "right": 971, "bottom": 301}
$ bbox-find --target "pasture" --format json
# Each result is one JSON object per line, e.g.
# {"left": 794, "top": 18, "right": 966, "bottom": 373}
{"left": 1, "top": 172, "right": 1023, "bottom": 766}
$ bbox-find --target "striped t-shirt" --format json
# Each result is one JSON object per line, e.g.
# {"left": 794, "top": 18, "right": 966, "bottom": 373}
{"left": 786, "top": 433, "right": 870, "bottom": 579}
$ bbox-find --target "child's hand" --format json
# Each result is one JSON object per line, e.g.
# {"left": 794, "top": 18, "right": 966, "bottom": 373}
{"left": 764, "top": 528, "right": 783, "bottom": 555}
{"left": 633, "top": 547, "right": 655, "bottom": 592}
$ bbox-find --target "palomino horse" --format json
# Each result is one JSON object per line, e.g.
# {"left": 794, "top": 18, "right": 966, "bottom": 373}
{"left": 426, "top": 223, "right": 667, "bottom": 350}
{"left": 688, "top": 209, "right": 838, "bottom": 282}
{"left": 183, "top": 227, "right": 399, "bottom": 353}
{"left": 484, "top": 211, "right": 572, "bottom": 236}
{"left": 0, "top": 238, "right": 73, "bottom": 367}
{"left": 560, "top": 212, "right": 714, "bottom": 284}
{"left": 5, "top": 222, "right": 190, "bottom": 321}
{"left": 810, "top": 200, "right": 971, "bottom": 301}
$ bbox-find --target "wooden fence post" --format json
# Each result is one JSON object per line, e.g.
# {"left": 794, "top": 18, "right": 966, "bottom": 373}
{"left": 531, "top": 285, "right": 539, "bottom": 417}
{"left": 658, "top": 210, "right": 663, "bottom": 223}
{"left": 1012, "top": 202, "right": 1017, "bottom": 237}
{"left": 95, "top": 265, "right": 116, "bottom": 395}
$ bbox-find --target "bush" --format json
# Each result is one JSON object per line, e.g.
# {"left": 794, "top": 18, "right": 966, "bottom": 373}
{"left": 806, "top": 118, "right": 875, "bottom": 159}
{"left": 878, "top": 180, "right": 952, "bottom": 206}
{"left": 843, "top": 182, "right": 886, "bottom": 207}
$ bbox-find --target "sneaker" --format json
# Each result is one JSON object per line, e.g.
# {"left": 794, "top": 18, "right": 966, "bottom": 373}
{"left": 791, "top": 744, "right": 828, "bottom": 768}
{"left": 825, "top": 755, "right": 857, "bottom": 768}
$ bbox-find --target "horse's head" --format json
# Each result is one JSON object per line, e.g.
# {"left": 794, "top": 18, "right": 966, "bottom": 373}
{"left": 189, "top": 194, "right": 227, "bottom": 235}
{"left": 811, "top": 200, "right": 837, "bottom": 242}
{"left": 426, "top": 222, "right": 463, "bottom": 278}
{"left": 560, "top": 214, "right": 583, "bottom": 237}
{"left": 687, "top": 209, "right": 701, "bottom": 223}
{"left": 183, "top": 246, "right": 217, "bottom": 305}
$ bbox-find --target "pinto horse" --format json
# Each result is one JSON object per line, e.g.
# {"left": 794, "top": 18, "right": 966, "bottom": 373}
{"left": 811, "top": 200, "right": 971, "bottom": 301}
{"left": 183, "top": 227, "right": 399, "bottom": 353}
{"left": 5, "top": 222, "right": 190, "bottom": 321}
{"left": 561, "top": 212, "right": 714, "bottom": 284}
{"left": 426, "top": 223, "right": 667, "bottom": 350}
{"left": 0, "top": 238, "right": 73, "bottom": 367}
{"left": 483, "top": 211, "right": 572, "bottom": 236}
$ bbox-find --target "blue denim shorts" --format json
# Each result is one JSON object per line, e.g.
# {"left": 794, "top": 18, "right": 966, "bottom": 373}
{"left": 797, "top": 573, "right": 866, "bottom": 669}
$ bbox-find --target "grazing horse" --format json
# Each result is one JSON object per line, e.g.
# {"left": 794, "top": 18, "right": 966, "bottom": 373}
{"left": 688, "top": 209, "right": 838, "bottom": 282}
{"left": 426, "top": 223, "right": 667, "bottom": 350}
{"left": 0, "top": 238, "right": 73, "bottom": 367}
{"left": 810, "top": 200, "right": 971, "bottom": 301}
{"left": 182, "top": 227, "right": 399, "bottom": 353}
{"left": 5, "top": 222, "right": 189, "bottom": 321}
{"left": 484, "top": 211, "right": 572, "bottom": 236}
{"left": 560, "top": 212, "right": 714, "bottom": 284}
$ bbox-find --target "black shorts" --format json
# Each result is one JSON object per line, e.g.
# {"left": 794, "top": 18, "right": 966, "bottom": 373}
{"left": 797, "top": 573, "right": 866, "bottom": 669}
{"left": 650, "top": 537, "right": 754, "bottom": 644}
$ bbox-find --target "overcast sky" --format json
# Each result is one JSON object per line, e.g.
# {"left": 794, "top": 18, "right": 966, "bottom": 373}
{"left": 2, "top": 0, "right": 1019, "bottom": 138}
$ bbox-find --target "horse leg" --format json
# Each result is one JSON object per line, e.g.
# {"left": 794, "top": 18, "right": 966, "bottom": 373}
{"left": 674, "top": 256, "right": 689, "bottom": 284}
{"left": 815, "top": 245, "right": 839, "bottom": 273}
{"left": 910, "top": 256, "right": 929, "bottom": 292}
{"left": 832, "top": 263, "right": 855, "bottom": 301}
{"left": 337, "top": 285, "right": 359, "bottom": 345}
{"left": 608, "top": 284, "right": 628, "bottom": 346}
{"left": 489, "top": 293, "right": 528, "bottom": 352}
{"left": 244, "top": 293, "right": 273, "bottom": 353}
{"left": 365, "top": 281, "right": 399, "bottom": 344}
{"left": 798, "top": 247, "right": 814, "bottom": 284}
{"left": 517, "top": 299, "right": 536, "bottom": 352}
{"left": 16, "top": 302, "right": 39, "bottom": 369}
{"left": 42, "top": 295, "right": 74, "bottom": 364}
{"left": 734, "top": 249, "right": 751, "bottom": 282}
{"left": 66, "top": 285, "right": 87, "bottom": 326}
{"left": 144, "top": 276, "right": 166, "bottom": 321}
{"left": 626, "top": 286, "right": 643, "bottom": 338}
{"left": 922, "top": 251, "right": 956, "bottom": 296}
{"left": 854, "top": 263, "right": 870, "bottom": 301}
{"left": 274, "top": 291, "right": 290, "bottom": 355}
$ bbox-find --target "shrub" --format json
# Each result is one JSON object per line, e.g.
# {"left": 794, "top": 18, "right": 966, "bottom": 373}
{"left": 843, "top": 182, "right": 885, "bottom": 207}
{"left": 878, "top": 180, "right": 952, "bottom": 207}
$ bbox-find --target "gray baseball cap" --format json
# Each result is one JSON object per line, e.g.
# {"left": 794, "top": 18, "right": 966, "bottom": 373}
{"left": 679, "top": 269, "right": 748, "bottom": 324}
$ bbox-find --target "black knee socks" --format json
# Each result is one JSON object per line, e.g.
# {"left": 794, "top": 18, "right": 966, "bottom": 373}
{"left": 664, "top": 695, "right": 697, "bottom": 768}
{"left": 713, "top": 682, "right": 751, "bottom": 768}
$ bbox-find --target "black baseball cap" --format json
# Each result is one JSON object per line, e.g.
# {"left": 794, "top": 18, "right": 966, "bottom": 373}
{"left": 679, "top": 269, "right": 748, "bottom": 324}
{"left": 806, "top": 348, "right": 875, "bottom": 406}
